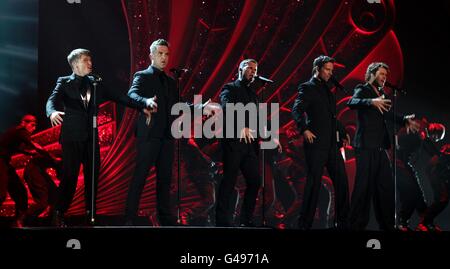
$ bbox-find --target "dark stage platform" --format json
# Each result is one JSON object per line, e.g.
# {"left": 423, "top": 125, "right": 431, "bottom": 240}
{"left": 1, "top": 221, "right": 448, "bottom": 259}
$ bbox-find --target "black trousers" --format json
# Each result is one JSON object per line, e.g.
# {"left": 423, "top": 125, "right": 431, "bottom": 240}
{"left": 125, "top": 138, "right": 175, "bottom": 225}
{"left": 216, "top": 141, "right": 261, "bottom": 226}
{"left": 299, "top": 146, "right": 349, "bottom": 229}
{"left": 0, "top": 158, "right": 28, "bottom": 216}
{"left": 23, "top": 160, "right": 58, "bottom": 218}
{"left": 56, "top": 139, "right": 100, "bottom": 217}
{"left": 396, "top": 162, "right": 427, "bottom": 225}
{"left": 349, "top": 148, "right": 395, "bottom": 231}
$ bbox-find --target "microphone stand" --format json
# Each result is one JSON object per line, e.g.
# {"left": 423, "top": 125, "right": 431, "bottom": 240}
{"left": 385, "top": 83, "right": 401, "bottom": 230}
{"left": 172, "top": 69, "right": 184, "bottom": 225}
{"left": 258, "top": 79, "right": 271, "bottom": 228}
{"left": 261, "top": 84, "right": 266, "bottom": 227}
{"left": 90, "top": 79, "right": 98, "bottom": 225}
{"left": 393, "top": 86, "right": 398, "bottom": 230}
{"left": 330, "top": 76, "right": 349, "bottom": 229}
{"left": 383, "top": 82, "right": 406, "bottom": 230}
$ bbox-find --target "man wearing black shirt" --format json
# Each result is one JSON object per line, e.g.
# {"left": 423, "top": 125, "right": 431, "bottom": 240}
{"left": 124, "top": 39, "right": 177, "bottom": 226}
{"left": 347, "top": 62, "right": 419, "bottom": 231}
{"left": 216, "top": 59, "right": 281, "bottom": 227}
{"left": 124, "top": 39, "right": 219, "bottom": 226}
{"left": 46, "top": 48, "right": 153, "bottom": 227}
{"left": 291, "top": 55, "right": 350, "bottom": 230}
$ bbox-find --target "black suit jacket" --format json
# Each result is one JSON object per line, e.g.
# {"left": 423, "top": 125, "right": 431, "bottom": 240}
{"left": 347, "top": 83, "right": 405, "bottom": 149}
{"left": 219, "top": 79, "right": 263, "bottom": 145}
{"left": 46, "top": 73, "right": 147, "bottom": 142}
{"left": 128, "top": 66, "right": 178, "bottom": 140}
{"left": 292, "top": 77, "right": 346, "bottom": 150}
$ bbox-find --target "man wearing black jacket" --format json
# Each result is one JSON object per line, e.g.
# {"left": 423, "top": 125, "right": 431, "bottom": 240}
{"left": 291, "top": 55, "right": 350, "bottom": 230}
{"left": 46, "top": 48, "right": 152, "bottom": 227}
{"left": 124, "top": 39, "right": 178, "bottom": 226}
{"left": 124, "top": 39, "right": 219, "bottom": 226}
{"left": 216, "top": 59, "right": 282, "bottom": 227}
{"left": 347, "top": 62, "right": 419, "bottom": 231}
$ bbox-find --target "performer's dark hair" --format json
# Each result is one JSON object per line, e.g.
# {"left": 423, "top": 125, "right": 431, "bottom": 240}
{"left": 150, "top": 39, "right": 170, "bottom": 54}
{"left": 67, "top": 48, "right": 91, "bottom": 69}
{"left": 365, "top": 62, "right": 389, "bottom": 82}
{"left": 312, "top": 55, "right": 335, "bottom": 75}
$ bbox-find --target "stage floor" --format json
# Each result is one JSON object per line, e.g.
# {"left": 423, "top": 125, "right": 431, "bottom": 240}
{"left": 1, "top": 220, "right": 448, "bottom": 257}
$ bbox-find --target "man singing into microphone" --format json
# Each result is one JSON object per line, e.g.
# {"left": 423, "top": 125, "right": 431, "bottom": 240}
{"left": 347, "top": 62, "right": 419, "bottom": 231}
{"left": 46, "top": 48, "right": 154, "bottom": 227}
{"left": 216, "top": 59, "right": 282, "bottom": 227}
{"left": 291, "top": 55, "right": 350, "bottom": 230}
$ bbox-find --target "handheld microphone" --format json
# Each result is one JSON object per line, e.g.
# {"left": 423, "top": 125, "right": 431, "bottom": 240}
{"left": 170, "top": 68, "right": 190, "bottom": 74}
{"left": 254, "top": 75, "right": 274, "bottom": 83}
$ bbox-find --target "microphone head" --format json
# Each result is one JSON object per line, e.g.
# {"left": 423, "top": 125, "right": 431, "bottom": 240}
{"left": 384, "top": 81, "right": 406, "bottom": 94}
{"left": 88, "top": 74, "right": 102, "bottom": 82}
{"left": 255, "top": 75, "right": 274, "bottom": 83}
{"left": 170, "top": 68, "right": 189, "bottom": 73}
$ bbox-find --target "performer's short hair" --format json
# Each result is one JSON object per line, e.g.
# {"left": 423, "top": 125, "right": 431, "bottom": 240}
{"left": 365, "top": 62, "right": 389, "bottom": 82}
{"left": 238, "top": 59, "right": 257, "bottom": 79}
{"left": 312, "top": 55, "right": 335, "bottom": 75}
{"left": 150, "top": 39, "right": 170, "bottom": 54}
{"left": 67, "top": 48, "right": 91, "bottom": 69}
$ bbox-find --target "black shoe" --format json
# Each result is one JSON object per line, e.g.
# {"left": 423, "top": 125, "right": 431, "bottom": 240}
{"left": 52, "top": 211, "right": 67, "bottom": 228}
{"left": 333, "top": 221, "right": 349, "bottom": 231}
{"left": 416, "top": 223, "right": 442, "bottom": 232}
{"left": 11, "top": 219, "right": 24, "bottom": 228}
{"left": 11, "top": 212, "right": 27, "bottom": 228}
{"left": 159, "top": 216, "right": 179, "bottom": 226}
{"left": 239, "top": 221, "right": 256, "bottom": 227}
{"left": 298, "top": 221, "right": 311, "bottom": 231}
{"left": 397, "top": 224, "right": 413, "bottom": 232}
{"left": 216, "top": 221, "right": 233, "bottom": 227}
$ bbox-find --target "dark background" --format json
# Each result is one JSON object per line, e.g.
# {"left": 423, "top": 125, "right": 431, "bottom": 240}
{"left": 1, "top": 1, "right": 448, "bottom": 138}
{"left": 37, "top": 0, "right": 130, "bottom": 127}
{"left": 395, "top": 0, "right": 450, "bottom": 141}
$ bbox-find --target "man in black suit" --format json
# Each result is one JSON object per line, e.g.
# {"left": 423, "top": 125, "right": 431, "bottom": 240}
{"left": 216, "top": 59, "right": 282, "bottom": 227}
{"left": 125, "top": 39, "right": 218, "bottom": 226}
{"left": 347, "top": 62, "right": 419, "bottom": 231}
{"left": 291, "top": 55, "right": 350, "bottom": 230}
{"left": 46, "top": 48, "right": 153, "bottom": 227}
